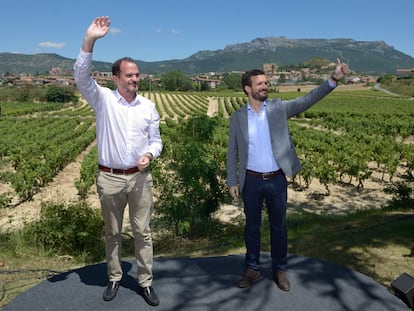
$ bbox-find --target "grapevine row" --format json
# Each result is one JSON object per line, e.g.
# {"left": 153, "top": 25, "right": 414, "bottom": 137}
{"left": 2, "top": 89, "right": 414, "bottom": 207}
{"left": 1, "top": 116, "right": 96, "bottom": 201}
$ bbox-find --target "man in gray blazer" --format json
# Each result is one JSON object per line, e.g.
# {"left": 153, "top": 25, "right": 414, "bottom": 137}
{"left": 227, "top": 60, "right": 348, "bottom": 291}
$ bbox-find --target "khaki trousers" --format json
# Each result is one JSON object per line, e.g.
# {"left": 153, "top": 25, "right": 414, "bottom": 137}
{"left": 96, "top": 170, "right": 154, "bottom": 287}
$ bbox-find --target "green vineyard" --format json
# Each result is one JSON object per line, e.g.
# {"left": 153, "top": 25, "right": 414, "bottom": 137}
{"left": 1, "top": 88, "right": 413, "bottom": 208}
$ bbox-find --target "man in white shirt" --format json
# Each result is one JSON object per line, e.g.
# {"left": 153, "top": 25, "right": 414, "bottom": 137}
{"left": 74, "top": 16, "right": 162, "bottom": 306}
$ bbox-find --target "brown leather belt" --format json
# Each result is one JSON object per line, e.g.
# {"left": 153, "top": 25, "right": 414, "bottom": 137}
{"left": 246, "top": 169, "right": 283, "bottom": 180}
{"left": 99, "top": 164, "right": 139, "bottom": 174}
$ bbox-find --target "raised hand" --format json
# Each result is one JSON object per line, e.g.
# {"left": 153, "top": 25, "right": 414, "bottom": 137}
{"left": 82, "top": 16, "right": 111, "bottom": 53}
{"left": 86, "top": 16, "right": 111, "bottom": 40}
{"left": 332, "top": 58, "right": 349, "bottom": 82}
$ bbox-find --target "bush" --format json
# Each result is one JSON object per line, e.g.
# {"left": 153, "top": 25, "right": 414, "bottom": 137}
{"left": 23, "top": 201, "right": 104, "bottom": 261}
{"left": 384, "top": 181, "right": 413, "bottom": 202}
{"left": 45, "top": 85, "right": 76, "bottom": 103}
{"left": 0, "top": 193, "right": 12, "bottom": 209}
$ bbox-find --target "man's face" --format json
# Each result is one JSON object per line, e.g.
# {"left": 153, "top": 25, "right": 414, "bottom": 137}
{"left": 247, "top": 74, "right": 268, "bottom": 102}
{"left": 113, "top": 61, "right": 140, "bottom": 98}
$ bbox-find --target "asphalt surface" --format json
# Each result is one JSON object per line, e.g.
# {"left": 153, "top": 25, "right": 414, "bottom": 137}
{"left": 2, "top": 253, "right": 409, "bottom": 311}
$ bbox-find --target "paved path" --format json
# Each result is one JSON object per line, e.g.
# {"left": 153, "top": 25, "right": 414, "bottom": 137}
{"left": 2, "top": 253, "right": 409, "bottom": 311}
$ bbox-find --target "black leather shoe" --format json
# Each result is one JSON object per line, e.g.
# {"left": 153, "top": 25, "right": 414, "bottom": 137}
{"left": 139, "top": 286, "right": 159, "bottom": 306}
{"left": 103, "top": 281, "right": 120, "bottom": 301}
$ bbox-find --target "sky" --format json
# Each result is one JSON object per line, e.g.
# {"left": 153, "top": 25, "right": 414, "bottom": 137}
{"left": 1, "top": 0, "right": 413, "bottom": 64}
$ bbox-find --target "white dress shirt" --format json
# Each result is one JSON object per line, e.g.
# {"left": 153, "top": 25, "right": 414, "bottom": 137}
{"left": 74, "top": 51, "right": 162, "bottom": 169}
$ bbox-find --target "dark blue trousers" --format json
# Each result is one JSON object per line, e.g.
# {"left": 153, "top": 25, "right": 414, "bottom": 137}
{"left": 242, "top": 173, "right": 288, "bottom": 272}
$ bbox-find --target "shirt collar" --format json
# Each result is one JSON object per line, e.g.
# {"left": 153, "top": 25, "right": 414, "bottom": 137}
{"left": 247, "top": 100, "right": 267, "bottom": 112}
{"left": 115, "top": 89, "right": 139, "bottom": 106}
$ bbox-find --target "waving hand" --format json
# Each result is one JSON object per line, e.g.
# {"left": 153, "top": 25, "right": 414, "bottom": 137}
{"left": 82, "top": 16, "right": 111, "bottom": 53}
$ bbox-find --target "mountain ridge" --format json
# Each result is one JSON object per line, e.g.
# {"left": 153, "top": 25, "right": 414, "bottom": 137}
{"left": 1, "top": 37, "right": 414, "bottom": 75}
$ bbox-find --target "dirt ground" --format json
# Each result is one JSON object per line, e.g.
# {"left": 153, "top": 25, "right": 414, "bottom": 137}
{"left": 0, "top": 145, "right": 397, "bottom": 232}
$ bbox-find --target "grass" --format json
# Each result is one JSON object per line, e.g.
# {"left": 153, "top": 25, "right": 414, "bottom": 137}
{"left": 286, "top": 205, "right": 414, "bottom": 286}
{"left": 1, "top": 203, "right": 413, "bottom": 308}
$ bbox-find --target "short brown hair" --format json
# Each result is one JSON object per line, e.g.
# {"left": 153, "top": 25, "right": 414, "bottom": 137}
{"left": 112, "top": 57, "right": 137, "bottom": 76}
{"left": 241, "top": 69, "right": 265, "bottom": 95}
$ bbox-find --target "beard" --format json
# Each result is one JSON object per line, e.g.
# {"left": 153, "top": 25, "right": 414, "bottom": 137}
{"left": 251, "top": 89, "right": 268, "bottom": 101}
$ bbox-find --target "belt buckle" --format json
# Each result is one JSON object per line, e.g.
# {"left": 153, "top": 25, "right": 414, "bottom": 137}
{"left": 262, "top": 174, "right": 270, "bottom": 180}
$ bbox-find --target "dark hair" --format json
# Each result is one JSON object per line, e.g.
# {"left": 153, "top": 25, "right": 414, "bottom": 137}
{"left": 112, "top": 57, "right": 137, "bottom": 76}
{"left": 241, "top": 69, "right": 265, "bottom": 95}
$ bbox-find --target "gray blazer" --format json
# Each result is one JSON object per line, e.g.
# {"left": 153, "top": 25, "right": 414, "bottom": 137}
{"left": 226, "top": 80, "right": 334, "bottom": 192}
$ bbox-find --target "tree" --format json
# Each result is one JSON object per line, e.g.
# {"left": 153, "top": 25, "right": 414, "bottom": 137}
{"left": 46, "top": 85, "right": 75, "bottom": 103}
{"left": 199, "top": 80, "right": 210, "bottom": 91}
{"left": 160, "top": 70, "right": 193, "bottom": 91}
{"left": 139, "top": 77, "right": 150, "bottom": 91}
{"left": 14, "top": 83, "right": 32, "bottom": 102}
{"left": 104, "top": 80, "right": 116, "bottom": 90}
{"left": 222, "top": 73, "right": 242, "bottom": 91}
{"left": 377, "top": 74, "right": 395, "bottom": 83}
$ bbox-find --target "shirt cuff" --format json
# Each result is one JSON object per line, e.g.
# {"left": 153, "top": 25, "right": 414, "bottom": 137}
{"left": 328, "top": 78, "right": 337, "bottom": 88}
{"left": 77, "top": 49, "right": 93, "bottom": 63}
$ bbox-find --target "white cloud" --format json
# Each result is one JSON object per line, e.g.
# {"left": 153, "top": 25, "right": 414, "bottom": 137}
{"left": 172, "top": 28, "right": 181, "bottom": 35}
{"left": 156, "top": 27, "right": 162, "bottom": 33}
{"left": 109, "top": 27, "right": 121, "bottom": 35}
{"left": 38, "top": 41, "right": 66, "bottom": 49}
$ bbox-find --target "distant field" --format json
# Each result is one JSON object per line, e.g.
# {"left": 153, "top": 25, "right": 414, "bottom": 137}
{"left": 277, "top": 83, "right": 370, "bottom": 93}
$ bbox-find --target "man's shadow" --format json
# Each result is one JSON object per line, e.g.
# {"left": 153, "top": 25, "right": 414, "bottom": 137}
{"left": 47, "top": 261, "right": 139, "bottom": 293}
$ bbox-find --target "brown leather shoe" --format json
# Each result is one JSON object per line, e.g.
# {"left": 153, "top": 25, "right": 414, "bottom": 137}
{"left": 273, "top": 271, "right": 291, "bottom": 291}
{"left": 237, "top": 268, "right": 263, "bottom": 288}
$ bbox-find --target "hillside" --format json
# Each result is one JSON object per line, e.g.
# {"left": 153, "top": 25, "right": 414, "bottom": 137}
{"left": 1, "top": 37, "right": 414, "bottom": 75}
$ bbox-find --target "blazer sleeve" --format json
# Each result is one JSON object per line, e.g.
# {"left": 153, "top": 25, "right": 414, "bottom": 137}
{"left": 283, "top": 80, "right": 334, "bottom": 118}
{"left": 226, "top": 112, "right": 238, "bottom": 187}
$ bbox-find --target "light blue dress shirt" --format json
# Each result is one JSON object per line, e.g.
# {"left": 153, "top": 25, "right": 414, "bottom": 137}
{"left": 246, "top": 101, "right": 280, "bottom": 173}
